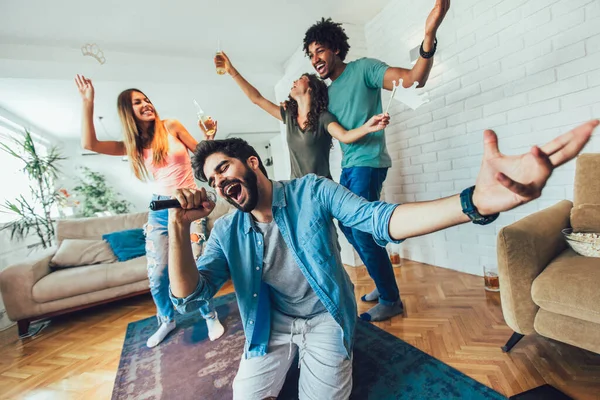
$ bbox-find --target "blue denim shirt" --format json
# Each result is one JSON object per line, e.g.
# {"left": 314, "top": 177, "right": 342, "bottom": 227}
{"left": 170, "top": 174, "right": 401, "bottom": 359}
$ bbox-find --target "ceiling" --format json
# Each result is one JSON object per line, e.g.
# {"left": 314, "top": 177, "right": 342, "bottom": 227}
{"left": 0, "top": 0, "right": 391, "bottom": 144}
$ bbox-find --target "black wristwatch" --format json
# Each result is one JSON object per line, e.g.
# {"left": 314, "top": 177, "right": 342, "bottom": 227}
{"left": 460, "top": 186, "right": 499, "bottom": 225}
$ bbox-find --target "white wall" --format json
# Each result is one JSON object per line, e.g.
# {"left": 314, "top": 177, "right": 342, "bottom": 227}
{"left": 365, "top": 0, "right": 600, "bottom": 275}
{"left": 58, "top": 139, "right": 153, "bottom": 212}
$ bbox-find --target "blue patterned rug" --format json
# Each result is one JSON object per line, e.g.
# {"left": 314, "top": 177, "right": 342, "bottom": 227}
{"left": 112, "top": 293, "right": 505, "bottom": 400}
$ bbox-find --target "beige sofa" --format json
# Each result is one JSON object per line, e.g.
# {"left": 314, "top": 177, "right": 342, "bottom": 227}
{"left": 497, "top": 154, "right": 600, "bottom": 354}
{"left": 0, "top": 200, "right": 234, "bottom": 337}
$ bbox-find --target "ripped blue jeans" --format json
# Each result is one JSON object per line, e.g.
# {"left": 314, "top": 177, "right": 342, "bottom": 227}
{"left": 145, "top": 195, "right": 216, "bottom": 323}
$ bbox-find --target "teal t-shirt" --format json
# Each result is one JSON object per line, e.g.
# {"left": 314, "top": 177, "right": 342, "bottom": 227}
{"left": 327, "top": 58, "right": 392, "bottom": 169}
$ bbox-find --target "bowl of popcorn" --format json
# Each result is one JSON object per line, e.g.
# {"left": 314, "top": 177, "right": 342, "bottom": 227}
{"left": 562, "top": 228, "right": 600, "bottom": 258}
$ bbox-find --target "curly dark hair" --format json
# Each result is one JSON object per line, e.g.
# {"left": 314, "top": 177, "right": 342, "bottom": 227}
{"left": 192, "top": 138, "right": 268, "bottom": 182}
{"left": 303, "top": 18, "right": 350, "bottom": 61}
{"left": 284, "top": 73, "right": 329, "bottom": 132}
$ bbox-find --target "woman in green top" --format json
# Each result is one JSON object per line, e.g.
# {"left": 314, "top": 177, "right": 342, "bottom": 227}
{"left": 216, "top": 52, "right": 389, "bottom": 179}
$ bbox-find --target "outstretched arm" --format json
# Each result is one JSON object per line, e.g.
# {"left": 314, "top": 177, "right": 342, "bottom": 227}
{"left": 315, "top": 121, "right": 596, "bottom": 243}
{"left": 75, "top": 74, "right": 126, "bottom": 156}
{"left": 217, "top": 52, "right": 282, "bottom": 121}
{"left": 383, "top": 0, "right": 450, "bottom": 89}
{"left": 387, "top": 120, "right": 598, "bottom": 240}
{"left": 327, "top": 113, "right": 390, "bottom": 144}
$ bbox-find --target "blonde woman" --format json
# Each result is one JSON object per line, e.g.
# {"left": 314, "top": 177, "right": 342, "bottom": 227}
{"left": 74, "top": 74, "right": 224, "bottom": 347}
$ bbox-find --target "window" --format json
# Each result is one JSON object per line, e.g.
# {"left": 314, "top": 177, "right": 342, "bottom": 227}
{"left": 0, "top": 117, "right": 50, "bottom": 224}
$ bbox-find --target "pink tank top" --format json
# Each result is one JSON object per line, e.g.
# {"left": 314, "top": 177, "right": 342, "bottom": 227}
{"left": 142, "top": 125, "right": 196, "bottom": 196}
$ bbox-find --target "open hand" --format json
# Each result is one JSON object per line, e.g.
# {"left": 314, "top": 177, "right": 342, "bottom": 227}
{"left": 425, "top": 0, "right": 450, "bottom": 37}
{"left": 365, "top": 113, "right": 390, "bottom": 133}
{"left": 74, "top": 74, "right": 95, "bottom": 103}
{"left": 472, "top": 120, "right": 598, "bottom": 216}
{"left": 169, "top": 188, "right": 216, "bottom": 226}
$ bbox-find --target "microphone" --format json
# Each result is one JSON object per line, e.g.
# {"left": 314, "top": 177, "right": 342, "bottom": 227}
{"left": 149, "top": 192, "right": 217, "bottom": 211}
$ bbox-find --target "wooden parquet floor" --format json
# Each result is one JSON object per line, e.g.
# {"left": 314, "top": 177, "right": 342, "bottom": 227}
{"left": 0, "top": 262, "right": 599, "bottom": 399}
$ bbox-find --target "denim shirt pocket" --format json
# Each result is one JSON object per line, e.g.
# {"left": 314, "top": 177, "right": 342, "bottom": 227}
{"left": 299, "top": 217, "right": 332, "bottom": 265}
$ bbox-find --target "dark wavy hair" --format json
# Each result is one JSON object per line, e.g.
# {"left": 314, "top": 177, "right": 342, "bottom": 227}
{"left": 284, "top": 73, "right": 329, "bottom": 132}
{"left": 303, "top": 18, "right": 350, "bottom": 61}
{"left": 192, "top": 138, "right": 268, "bottom": 182}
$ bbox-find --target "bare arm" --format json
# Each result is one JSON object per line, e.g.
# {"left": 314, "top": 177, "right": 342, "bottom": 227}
{"left": 168, "top": 188, "right": 231, "bottom": 301}
{"left": 166, "top": 119, "right": 198, "bottom": 153}
{"left": 75, "top": 75, "right": 126, "bottom": 156}
{"left": 217, "top": 52, "right": 282, "bottom": 121}
{"left": 383, "top": 47, "right": 434, "bottom": 90}
{"left": 383, "top": 0, "right": 450, "bottom": 89}
{"left": 168, "top": 219, "right": 200, "bottom": 298}
{"left": 327, "top": 113, "right": 390, "bottom": 144}
{"left": 389, "top": 195, "right": 469, "bottom": 240}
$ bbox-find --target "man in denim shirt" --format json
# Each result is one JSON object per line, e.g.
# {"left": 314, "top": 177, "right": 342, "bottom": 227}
{"left": 168, "top": 121, "right": 596, "bottom": 400}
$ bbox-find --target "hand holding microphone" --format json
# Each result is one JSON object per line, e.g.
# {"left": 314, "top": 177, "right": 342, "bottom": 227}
{"left": 156, "top": 188, "right": 217, "bottom": 226}
{"left": 149, "top": 191, "right": 217, "bottom": 210}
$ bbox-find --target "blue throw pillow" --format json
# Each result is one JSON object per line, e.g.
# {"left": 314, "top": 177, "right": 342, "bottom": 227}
{"left": 102, "top": 228, "right": 146, "bottom": 262}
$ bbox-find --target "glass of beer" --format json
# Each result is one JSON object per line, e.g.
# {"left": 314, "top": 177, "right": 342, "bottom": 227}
{"left": 194, "top": 100, "right": 216, "bottom": 136}
{"left": 483, "top": 265, "right": 500, "bottom": 292}
{"left": 200, "top": 116, "right": 216, "bottom": 136}
{"left": 388, "top": 243, "right": 402, "bottom": 268}
{"left": 215, "top": 40, "right": 226, "bottom": 75}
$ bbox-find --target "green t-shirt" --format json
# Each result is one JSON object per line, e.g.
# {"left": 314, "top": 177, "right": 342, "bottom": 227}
{"left": 281, "top": 106, "right": 337, "bottom": 179}
{"left": 327, "top": 58, "right": 392, "bottom": 169}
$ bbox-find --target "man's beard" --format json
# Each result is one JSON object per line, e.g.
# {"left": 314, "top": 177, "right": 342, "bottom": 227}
{"left": 220, "top": 166, "right": 259, "bottom": 213}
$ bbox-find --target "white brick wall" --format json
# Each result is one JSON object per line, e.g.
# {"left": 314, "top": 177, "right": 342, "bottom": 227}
{"left": 365, "top": 0, "right": 600, "bottom": 275}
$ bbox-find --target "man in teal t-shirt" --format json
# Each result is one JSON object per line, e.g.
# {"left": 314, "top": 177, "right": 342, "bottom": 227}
{"left": 303, "top": 0, "right": 450, "bottom": 322}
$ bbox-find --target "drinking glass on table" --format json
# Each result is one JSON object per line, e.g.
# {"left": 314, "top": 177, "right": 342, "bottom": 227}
{"left": 483, "top": 265, "right": 500, "bottom": 292}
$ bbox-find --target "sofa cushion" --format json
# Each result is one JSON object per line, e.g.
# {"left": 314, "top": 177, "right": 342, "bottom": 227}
{"left": 56, "top": 212, "right": 148, "bottom": 245}
{"left": 33, "top": 256, "right": 147, "bottom": 303}
{"left": 534, "top": 309, "right": 600, "bottom": 355}
{"left": 106, "top": 256, "right": 148, "bottom": 288}
{"left": 50, "top": 239, "right": 117, "bottom": 268}
{"left": 571, "top": 204, "right": 600, "bottom": 233}
{"left": 531, "top": 249, "right": 600, "bottom": 324}
{"left": 103, "top": 228, "right": 146, "bottom": 262}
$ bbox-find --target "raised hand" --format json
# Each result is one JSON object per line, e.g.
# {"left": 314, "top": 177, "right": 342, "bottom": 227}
{"left": 472, "top": 120, "right": 598, "bottom": 216}
{"left": 364, "top": 113, "right": 391, "bottom": 133}
{"left": 169, "top": 188, "right": 215, "bottom": 226}
{"left": 198, "top": 118, "right": 218, "bottom": 140}
{"left": 74, "top": 74, "right": 95, "bottom": 103}
{"left": 425, "top": 0, "right": 450, "bottom": 37}
{"left": 215, "top": 51, "right": 236, "bottom": 76}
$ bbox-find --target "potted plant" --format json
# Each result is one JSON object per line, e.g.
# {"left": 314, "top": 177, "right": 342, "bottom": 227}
{"left": 0, "top": 130, "right": 66, "bottom": 249}
{"left": 72, "top": 167, "right": 131, "bottom": 217}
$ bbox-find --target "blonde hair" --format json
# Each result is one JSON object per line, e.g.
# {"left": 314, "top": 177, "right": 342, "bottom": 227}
{"left": 117, "top": 89, "right": 169, "bottom": 181}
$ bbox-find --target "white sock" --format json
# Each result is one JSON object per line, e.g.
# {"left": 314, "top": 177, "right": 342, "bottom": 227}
{"left": 146, "top": 320, "right": 176, "bottom": 348}
{"left": 206, "top": 312, "right": 225, "bottom": 341}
